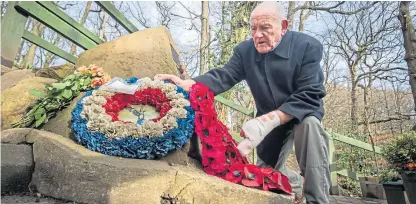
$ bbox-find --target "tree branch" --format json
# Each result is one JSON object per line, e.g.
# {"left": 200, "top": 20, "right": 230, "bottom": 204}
{"left": 178, "top": 1, "right": 200, "bottom": 17}
{"left": 357, "top": 114, "right": 414, "bottom": 125}
{"left": 356, "top": 67, "right": 408, "bottom": 81}
{"left": 294, "top": 1, "right": 379, "bottom": 15}
{"left": 55, "top": 3, "right": 76, "bottom": 10}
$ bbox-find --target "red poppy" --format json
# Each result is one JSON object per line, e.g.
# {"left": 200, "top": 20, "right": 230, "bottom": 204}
{"left": 225, "top": 163, "right": 245, "bottom": 183}
{"left": 199, "top": 127, "right": 228, "bottom": 148}
{"left": 262, "top": 174, "right": 279, "bottom": 191}
{"left": 195, "top": 111, "right": 217, "bottom": 128}
{"left": 208, "top": 160, "right": 228, "bottom": 172}
{"left": 201, "top": 157, "right": 212, "bottom": 167}
{"left": 279, "top": 173, "right": 293, "bottom": 194}
{"left": 241, "top": 164, "right": 264, "bottom": 187}
{"left": 203, "top": 166, "right": 218, "bottom": 176}
{"left": 225, "top": 147, "right": 245, "bottom": 165}
{"left": 189, "top": 83, "right": 293, "bottom": 194}
{"left": 201, "top": 146, "right": 226, "bottom": 161}
{"left": 189, "top": 83, "right": 214, "bottom": 110}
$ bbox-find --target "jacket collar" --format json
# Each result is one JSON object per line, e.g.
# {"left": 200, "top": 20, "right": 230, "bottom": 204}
{"left": 255, "top": 30, "right": 293, "bottom": 62}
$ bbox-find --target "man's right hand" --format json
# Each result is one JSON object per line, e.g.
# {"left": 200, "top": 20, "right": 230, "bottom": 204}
{"left": 154, "top": 74, "right": 196, "bottom": 91}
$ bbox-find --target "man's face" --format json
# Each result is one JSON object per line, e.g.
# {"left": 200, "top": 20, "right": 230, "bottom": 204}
{"left": 250, "top": 14, "right": 285, "bottom": 53}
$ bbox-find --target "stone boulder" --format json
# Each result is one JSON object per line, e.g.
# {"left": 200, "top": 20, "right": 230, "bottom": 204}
{"left": 35, "top": 63, "right": 75, "bottom": 80}
{"left": 1, "top": 143, "right": 34, "bottom": 192}
{"left": 75, "top": 26, "right": 184, "bottom": 79}
{"left": 1, "top": 65, "right": 13, "bottom": 75}
{"left": 1, "top": 128, "right": 294, "bottom": 204}
{"left": 1, "top": 77, "right": 57, "bottom": 130}
{"left": 1, "top": 69, "right": 35, "bottom": 91}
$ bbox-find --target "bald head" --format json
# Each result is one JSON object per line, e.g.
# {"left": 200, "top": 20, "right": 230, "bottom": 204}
{"left": 249, "top": 1, "right": 288, "bottom": 53}
{"left": 250, "top": 1, "right": 286, "bottom": 24}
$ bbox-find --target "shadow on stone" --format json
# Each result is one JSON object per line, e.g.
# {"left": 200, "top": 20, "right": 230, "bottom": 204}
{"left": 1, "top": 144, "right": 34, "bottom": 193}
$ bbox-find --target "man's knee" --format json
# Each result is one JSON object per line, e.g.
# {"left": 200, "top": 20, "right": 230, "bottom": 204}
{"left": 299, "top": 116, "right": 321, "bottom": 128}
{"left": 296, "top": 116, "right": 328, "bottom": 141}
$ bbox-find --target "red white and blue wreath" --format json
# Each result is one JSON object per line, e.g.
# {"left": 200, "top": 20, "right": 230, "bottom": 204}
{"left": 71, "top": 77, "right": 195, "bottom": 159}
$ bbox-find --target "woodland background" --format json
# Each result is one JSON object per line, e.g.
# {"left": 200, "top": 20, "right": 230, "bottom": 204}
{"left": 2, "top": 1, "right": 415, "bottom": 197}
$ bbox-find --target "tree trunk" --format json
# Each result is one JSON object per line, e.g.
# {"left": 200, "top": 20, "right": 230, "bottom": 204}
{"left": 399, "top": 2, "right": 416, "bottom": 117}
{"left": 350, "top": 66, "right": 358, "bottom": 130}
{"left": 298, "top": 2, "right": 312, "bottom": 32}
{"left": 199, "top": 1, "right": 209, "bottom": 75}
{"left": 99, "top": 11, "right": 109, "bottom": 42}
{"left": 69, "top": 1, "right": 92, "bottom": 56}
{"left": 21, "top": 20, "right": 45, "bottom": 68}
{"left": 287, "top": 2, "right": 295, "bottom": 30}
{"left": 363, "top": 82, "right": 378, "bottom": 171}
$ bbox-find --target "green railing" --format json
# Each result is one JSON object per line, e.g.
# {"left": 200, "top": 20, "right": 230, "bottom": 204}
{"left": 1, "top": 1, "right": 381, "bottom": 196}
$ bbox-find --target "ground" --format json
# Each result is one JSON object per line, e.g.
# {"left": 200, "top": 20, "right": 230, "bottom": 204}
{"left": 1, "top": 193, "right": 388, "bottom": 204}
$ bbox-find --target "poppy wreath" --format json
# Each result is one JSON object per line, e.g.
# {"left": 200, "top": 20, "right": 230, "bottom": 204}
{"left": 71, "top": 77, "right": 195, "bottom": 159}
{"left": 189, "top": 82, "right": 293, "bottom": 194}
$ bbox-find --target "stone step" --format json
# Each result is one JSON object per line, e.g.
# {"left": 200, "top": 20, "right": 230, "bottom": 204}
{"left": 1, "top": 143, "right": 34, "bottom": 192}
{"left": 1, "top": 193, "right": 73, "bottom": 204}
{"left": 1, "top": 128, "right": 294, "bottom": 204}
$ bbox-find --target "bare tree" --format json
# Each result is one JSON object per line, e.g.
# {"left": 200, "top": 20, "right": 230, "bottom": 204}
{"left": 286, "top": 1, "right": 381, "bottom": 32}
{"left": 199, "top": 1, "right": 209, "bottom": 75}
{"left": 98, "top": 11, "right": 109, "bottom": 41}
{"left": 326, "top": 2, "right": 401, "bottom": 130}
{"left": 155, "top": 1, "right": 176, "bottom": 28}
{"left": 399, "top": 1, "right": 416, "bottom": 130}
{"left": 69, "top": 1, "right": 92, "bottom": 56}
{"left": 21, "top": 20, "right": 45, "bottom": 68}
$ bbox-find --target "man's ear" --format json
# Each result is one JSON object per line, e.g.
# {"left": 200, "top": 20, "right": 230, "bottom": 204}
{"left": 281, "top": 20, "right": 289, "bottom": 31}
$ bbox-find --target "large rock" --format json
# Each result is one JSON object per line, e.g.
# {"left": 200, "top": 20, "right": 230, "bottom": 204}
{"left": 35, "top": 63, "right": 75, "bottom": 80}
{"left": 1, "top": 144, "right": 34, "bottom": 192}
{"left": 1, "top": 65, "right": 13, "bottom": 75}
{"left": 1, "top": 69, "right": 35, "bottom": 91}
{"left": 1, "top": 129, "right": 294, "bottom": 204}
{"left": 75, "top": 26, "right": 184, "bottom": 79}
{"left": 1, "top": 77, "right": 57, "bottom": 130}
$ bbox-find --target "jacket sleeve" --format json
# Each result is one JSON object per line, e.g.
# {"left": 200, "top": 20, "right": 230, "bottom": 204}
{"left": 192, "top": 46, "right": 245, "bottom": 96}
{"left": 278, "top": 43, "right": 326, "bottom": 122}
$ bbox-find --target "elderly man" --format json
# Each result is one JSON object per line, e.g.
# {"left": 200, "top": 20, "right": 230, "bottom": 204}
{"left": 155, "top": 2, "right": 330, "bottom": 204}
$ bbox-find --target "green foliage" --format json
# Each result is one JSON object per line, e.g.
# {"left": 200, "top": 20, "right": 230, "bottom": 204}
{"left": 381, "top": 131, "right": 416, "bottom": 172}
{"left": 334, "top": 142, "right": 382, "bottom": 176}
{"left": 338, "top": 176, "right": 362, "bottom": 197}
{"left": 11, "top": 71, "right": 94, "bottom": 128}
{"left": 378, "top": 168, "right": 401, "bottom": 183}
{"left": 13, "top": 60, "right": 34, "bottom": 70}
{"left": 28, "top": 89, "right": 46, "bottom": 98}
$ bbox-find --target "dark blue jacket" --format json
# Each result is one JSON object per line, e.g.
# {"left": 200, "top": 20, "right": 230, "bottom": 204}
{"left": 193, "top": 31, "right": 326, "bottom": 166}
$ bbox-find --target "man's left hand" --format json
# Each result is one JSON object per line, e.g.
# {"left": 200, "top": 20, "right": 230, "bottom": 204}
{"left": 237, "top": 111, "right": 281, "bottom": 157}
